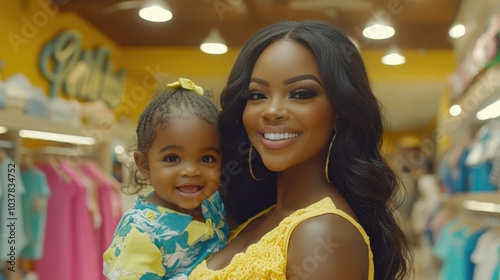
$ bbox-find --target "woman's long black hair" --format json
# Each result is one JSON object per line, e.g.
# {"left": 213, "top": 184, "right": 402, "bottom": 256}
{"left": 218, "top": 20, "right": 411, "bottom": 280}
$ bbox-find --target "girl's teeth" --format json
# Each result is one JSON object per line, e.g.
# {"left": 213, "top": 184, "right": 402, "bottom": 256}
{"left": 264, "top": 132, "right": 298, "bottom": 140}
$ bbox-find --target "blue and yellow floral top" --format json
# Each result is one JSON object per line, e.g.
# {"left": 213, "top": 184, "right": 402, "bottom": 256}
{"left": 103, "top": 191, "right": 228, "bottom": 280}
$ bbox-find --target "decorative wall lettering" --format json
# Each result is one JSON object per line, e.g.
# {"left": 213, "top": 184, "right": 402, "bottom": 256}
{"left": 39, "top": 30, "right": 126, "bottom": 108}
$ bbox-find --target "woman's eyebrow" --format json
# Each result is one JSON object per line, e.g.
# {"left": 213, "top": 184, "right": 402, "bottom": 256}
{"left": 250, "top": 77, "right": 269, "bottom": 86}
{"left": 284, "top": 74, "right": 323, "bottom": 86}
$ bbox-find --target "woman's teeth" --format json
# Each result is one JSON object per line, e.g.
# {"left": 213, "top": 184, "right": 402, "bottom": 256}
{"left": 264, "top": 132, "right": 299, "bottom": 140}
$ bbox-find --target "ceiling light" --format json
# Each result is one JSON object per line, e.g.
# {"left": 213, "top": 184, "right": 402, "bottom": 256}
{"left": 476, "top": 99, "right": 500, "bottom": 120}
{"left": 449, "top": 104, "right": 462, "bottom": 116}
{"left": 0, "top": 126, "right": 7, "bottom": 134}
{"left": 381, "top": 45, "right": 405, "bottom": 65}
{"left": 449, "top": 24, "right": 466, "bottom": 39}
{"left": 363, "top": 23, "right": 395, "bottom": 40}
{"left": 200, "top": 28, "right": 228, "bottom": 55}
{"left": 19, "top": 130, "right": 96, "bottom": 145}
{"left": 139, "top": 5, "right": 172, "bottom": 22}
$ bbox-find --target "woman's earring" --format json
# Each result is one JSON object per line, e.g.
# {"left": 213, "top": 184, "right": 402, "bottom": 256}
{"left": 248, "top": 144, "right": 269, "bottom": 181}
{"left": 325, "top": 133, "right": 337, "bottom": 183}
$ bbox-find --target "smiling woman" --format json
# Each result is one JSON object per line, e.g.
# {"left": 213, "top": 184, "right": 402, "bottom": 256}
{"left": 189, "top": 20, "right": 412, "bottom": 280}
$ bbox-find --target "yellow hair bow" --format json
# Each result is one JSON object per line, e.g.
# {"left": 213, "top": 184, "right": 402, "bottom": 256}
{"left": 166, "top": 78, "right": 204, "bottom": 96}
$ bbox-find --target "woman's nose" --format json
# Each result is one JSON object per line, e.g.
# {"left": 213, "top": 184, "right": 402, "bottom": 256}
{"left": 261, "top": 97, "right": 288, "bottom": 121}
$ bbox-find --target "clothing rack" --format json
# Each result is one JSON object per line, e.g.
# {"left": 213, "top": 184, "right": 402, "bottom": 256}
{"left": 27, "top": 146, "right": 98, "bottom": 157}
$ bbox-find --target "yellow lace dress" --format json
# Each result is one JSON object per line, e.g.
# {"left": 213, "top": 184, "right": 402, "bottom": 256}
{"left": 189, "top": 197, "right": 374, "bottom": 279}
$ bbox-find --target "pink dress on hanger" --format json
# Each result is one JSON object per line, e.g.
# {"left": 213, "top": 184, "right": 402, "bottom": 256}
{"left": 34, "top": 163, "right": 78, "bottom": 280}
{"left": 35, "top": 161, "right": 101, "bottom": 280}
{"left": 79, "top": 161, "right": 123, "bottom": 280}
{"left": 59, "top": 160, "right": 101, "bottom": 280}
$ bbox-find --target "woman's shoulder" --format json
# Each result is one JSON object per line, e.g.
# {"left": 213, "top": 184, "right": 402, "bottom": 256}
{"left": 285, "top": 197, "right": 368, "bottom": 243}
{"left": 288, "top": 210, "right": 369, "bottom": 248}
{"left": 286, "top": 203, "right": 372, "bottom": 279}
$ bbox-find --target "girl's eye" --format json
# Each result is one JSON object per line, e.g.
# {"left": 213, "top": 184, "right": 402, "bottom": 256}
{"left": 290, "top": 89, "right": 318, "bottom": 99}
{"left": 247, "top": 90, "right": 267, "bottom": 100}
{"left": 164, "top": 155, "right": 179, "bottom": 162}
{"left": 201, "top": 155, "right": 217, "bottom": 163}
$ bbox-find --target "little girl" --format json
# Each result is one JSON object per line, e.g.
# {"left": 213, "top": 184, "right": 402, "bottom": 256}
{"left": 103, "top": 78, "right": 228, "bottom": 279}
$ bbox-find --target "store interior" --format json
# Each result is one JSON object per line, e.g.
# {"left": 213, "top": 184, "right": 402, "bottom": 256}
{"left": 1, "top": 0, "right": 499, "bottom": 279}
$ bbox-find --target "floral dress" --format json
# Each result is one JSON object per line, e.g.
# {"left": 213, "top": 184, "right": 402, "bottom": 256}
{"left": 103, "top": 191, "right": 228, "bottom": 280}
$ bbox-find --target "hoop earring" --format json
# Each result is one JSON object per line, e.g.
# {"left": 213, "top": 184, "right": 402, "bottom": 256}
{"left": 325, "top": 133, "right": 337, "bottom": 183}
{"left": 248, "top": 144, "right": 269, "bottom": 181}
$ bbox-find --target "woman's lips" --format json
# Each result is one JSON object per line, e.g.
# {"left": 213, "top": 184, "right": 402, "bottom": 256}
{"left": 260, "top": 132, "right": 300, "bottom": 150}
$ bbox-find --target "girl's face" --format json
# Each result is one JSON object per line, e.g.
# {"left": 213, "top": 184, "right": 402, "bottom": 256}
{"left": 135, "top": 117, "right": 221, "bottom": 211}
{"left": 243, "top": 39, "right": 337, "bottom": 173}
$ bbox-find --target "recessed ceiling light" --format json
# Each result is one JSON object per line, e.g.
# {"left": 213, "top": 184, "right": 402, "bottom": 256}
{"left": 449, "top": 24, "right": 466, "bottom": 38}
{"left": 139, "top": 5, "right": 172, "bottom": 22}
{"left": 200, "top": 28, "right": 228, "bottom": 55}
{"left": 363, "top": 23, "right": 395, "bottom": 40}
{"left": 381, "top": 45, "right": 405, "bottom": 65}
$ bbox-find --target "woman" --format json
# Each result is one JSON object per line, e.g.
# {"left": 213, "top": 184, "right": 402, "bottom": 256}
{"left": 190, "top": 20, "right": 411, "bottom": 280}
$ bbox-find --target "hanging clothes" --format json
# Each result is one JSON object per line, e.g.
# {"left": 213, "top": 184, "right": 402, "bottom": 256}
{"left": 35, "top": 159, "right": 100, "bottom": 280}
{"left": 20, "top": 166, "right": 51, "bottom": 259}
{"left": 34, "top": 162, "right": 78, "bottom": 280}
{"left": 471, "top": 227, "right": 500, "bottom": 280}
{"left": 80, "top": 161, "right": 122, "bottom": 247}
{"left": 466, "top": 122, "right": 498, "bottom": 192}
{"left": 58, "top": 160, "right": 101, "bottom": 280}
{"left": 433, "top": 218, "right": 492, "bottom": 280}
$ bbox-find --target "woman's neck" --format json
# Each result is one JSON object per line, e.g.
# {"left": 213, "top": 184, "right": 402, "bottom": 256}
{"left": 274, "top": 156, "right": 333, "bottom": 211}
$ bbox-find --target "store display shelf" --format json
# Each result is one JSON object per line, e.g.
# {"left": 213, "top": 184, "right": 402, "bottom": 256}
{"left": 441, "top": 191, "right": 500, "bottom": 214}
{"left": 456, "top": 63, "right": 500, "bottom": 123}
{"left": 0, "top": 109, "right": 98, "bottom": 140}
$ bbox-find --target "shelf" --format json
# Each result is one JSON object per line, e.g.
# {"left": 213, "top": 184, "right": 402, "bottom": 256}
{"left": 441, "top": 191, "right": 500, "bottom": 214}
{"left": 0, "top": 110, "right": 93, "bottom": 139}
{"left": 0, "top": 109, "right": 137, "bottom": 145}
{"left": 453, "top": 64, "right": 500, "bottom": 125}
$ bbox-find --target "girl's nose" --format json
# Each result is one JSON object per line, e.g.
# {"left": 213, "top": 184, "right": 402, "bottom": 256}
{"left": 180, "top": 164, "right": 201, "bottom": 177}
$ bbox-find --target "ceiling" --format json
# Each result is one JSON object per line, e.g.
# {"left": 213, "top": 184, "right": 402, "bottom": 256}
{"left": 53, "top": 0, "right": 464, "bottom": 132}
{"left": 56, "top": 0, "right": 461, "bottom": 49}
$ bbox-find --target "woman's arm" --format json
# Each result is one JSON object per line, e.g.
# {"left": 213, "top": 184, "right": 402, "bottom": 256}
{"left": 286, "top": 214, "right": 369, "bottom": 279}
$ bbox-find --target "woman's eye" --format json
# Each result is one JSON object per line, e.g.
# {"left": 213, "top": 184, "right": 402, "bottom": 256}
{"left": 164, "top": 155, "right": 179, "bottom": 162}
{"left": 290, "top": 89, "right": 317, "bottom": 99}
{"left": 247, "top": 91, "right": 267, "bottom": 100}
{"left": 201, "top": 155, "right": 217, "bottom": 163}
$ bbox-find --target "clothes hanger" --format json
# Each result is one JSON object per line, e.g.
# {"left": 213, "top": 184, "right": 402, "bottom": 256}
{"left": 21, "top": 153, "right": 36, "bottom": 171}
{"left": 0, "top": 148, "right": 7, "bottom": 161}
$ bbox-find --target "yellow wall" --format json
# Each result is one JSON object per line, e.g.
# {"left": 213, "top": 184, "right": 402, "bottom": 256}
{"left": 362, "top": 49, "right": 455, "bottom": 157}
{"left": 117, "top": 47, "right": 240, "bottom": 121}
{"left": 0, "top": 0, "right": 121, "bottom": 88}
{"left": 362, "top": 49, "right": 455, "bottom": 82}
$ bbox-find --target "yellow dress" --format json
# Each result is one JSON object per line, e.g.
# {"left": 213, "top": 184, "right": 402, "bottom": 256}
{"left": 189, "top": 197, "right": 374, "bottom": 279}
